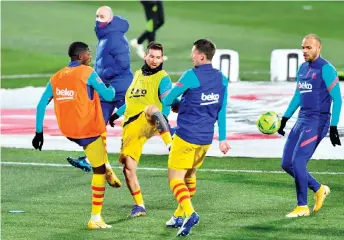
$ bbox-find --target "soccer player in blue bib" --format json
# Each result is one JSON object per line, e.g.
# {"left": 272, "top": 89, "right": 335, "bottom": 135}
{"left": 278, "top": 34, "right": 342, "bottom": 218}
{"left": 163, "top": 39, "right": 230, "bottom": 236}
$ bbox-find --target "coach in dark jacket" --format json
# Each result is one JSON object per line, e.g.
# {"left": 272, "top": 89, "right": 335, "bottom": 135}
{"left": 94, "top": 6, "right": 133, "bottom": 120}
{"left": 66, "top": 6, "right": 133, "bottom": 174}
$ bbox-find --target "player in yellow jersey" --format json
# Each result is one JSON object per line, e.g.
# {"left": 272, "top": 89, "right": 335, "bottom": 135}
{"left": 109, "top": 42, "right": 173, "bottom": 217}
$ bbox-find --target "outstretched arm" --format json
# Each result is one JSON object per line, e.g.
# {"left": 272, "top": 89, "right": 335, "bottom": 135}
{"left": 163, "top": 70, "right": 200, "bottom": 106}
{"left": 115, "top": 104, "right": 126, "bottom": 117}
{"left": 217, "top": 75, "right": 228, "bottom": 141}
{"left": 87, "top": 71, "right": 115, "bottom": 101}
{"left": 159, "top": 75, "right": 173, "bottom": 117}
{"left": 36, "top": 82, "right": 53, "bottom": 133}
{"left": 284, "top": 83, "right": 300, "bottom": 118}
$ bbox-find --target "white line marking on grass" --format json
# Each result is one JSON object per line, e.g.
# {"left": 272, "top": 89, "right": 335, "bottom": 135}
{"left": 1, "top": 162, "right": 344, "bottom": 175}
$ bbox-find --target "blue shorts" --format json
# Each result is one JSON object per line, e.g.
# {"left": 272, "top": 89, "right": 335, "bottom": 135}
{"left": 101, "top": 100, "right": 125, "bottom": 124}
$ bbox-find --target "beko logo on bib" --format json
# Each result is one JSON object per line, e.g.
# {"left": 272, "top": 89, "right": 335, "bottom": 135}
{"left": 56, "top": 88, "right": 75, "bottom": 100}
{"left": 201, "top": 93, "right": 219, "bottom": 101}
{"left": 200, "top": 93, "right": 220, "bottom": 105}
{"left": 299, "top": 82, "right": 312, "bottom": 90}
{"left": 298, "top": 82, "right": 313, "bottom": 93}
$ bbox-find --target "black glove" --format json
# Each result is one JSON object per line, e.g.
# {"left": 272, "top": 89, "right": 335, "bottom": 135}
{"left": 32, "top": 132, "right": 44, "bottom": 151}
{"left": 278, "top": 117, "right": 289, "bottom": 136}
{"left": 109, "top": 113, "right": 120, "bottom": 127}
{"left": 329, "top": 126, "right": 341, "bottom": 147}
{"left": 171, "top": 100, "right": 180, "bottom": 113}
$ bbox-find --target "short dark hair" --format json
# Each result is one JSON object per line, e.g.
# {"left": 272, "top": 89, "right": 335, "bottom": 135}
{"left": 193, "top": 39, "right": 216, "bottom": 60}
{"left": 146, "top": 41, "right": 164, "bottom": 55}
{"left": 68, "top": 42, "right": 89, "bottom": 57}
{"left": 304, "top": 33, "right": 322, "bottom": 45}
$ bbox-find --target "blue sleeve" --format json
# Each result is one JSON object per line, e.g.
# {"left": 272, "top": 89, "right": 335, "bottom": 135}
{"left": 87, "top": 71, "right": 115, "bottom": 101}
{"left": 36, "top": 82, "right": 53, "bottom": 133}
{"left": 218, "top": 75, "right": 228, "bottom": 141}
{"left": 284, "top": 68, "right": 301, "bottom": 118}
{"left": 159, "top": 76, "right": 173, "bottom": 117}
{"left": 116, "top": 103, "right": 126, "bottom": 117}
{"left": 163, "top": 70, "right": 200, "bottom": 106}
{"left": 284, "top": 87, "right": 300, "bottom": 118}
{"left": 322, "top": 64, "right": 342, "bottom": 126}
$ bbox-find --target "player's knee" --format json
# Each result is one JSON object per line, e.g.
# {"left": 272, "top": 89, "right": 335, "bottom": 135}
{"left": 93, "top": 164, "right": 106, "bottom": 174}
{"left": 144, "top": 105, "right": 159, "bottom": 119}
{"left": 185, "top": 169, "right": 196, "bottom": 178}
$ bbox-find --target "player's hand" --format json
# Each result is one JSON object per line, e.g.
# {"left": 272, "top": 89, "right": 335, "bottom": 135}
{"left": 109, "top": 113, "right": 120, "bottom": 127}
{"left": 219, "top": 140, "right": 230, "bottom": 154}
{"left": 277, "top": 117, "right": 289, "bottom": 136}
{"left": 329, "top": 126, "right": 341, "bottom": 147}
{"left": 32, "top": 132, "right": 44, "bottom": 151}
{"left": 171, "top": 100, "right": 180, "bottom": 113}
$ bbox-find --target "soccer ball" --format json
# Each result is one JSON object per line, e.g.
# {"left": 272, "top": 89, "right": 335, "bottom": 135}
{"left": 256, "top": 111, "right": 280, "bottom": 134}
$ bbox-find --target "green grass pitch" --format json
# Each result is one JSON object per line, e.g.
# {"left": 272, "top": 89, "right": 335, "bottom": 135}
{"left": 2, "top": 1, "right": 344, "bottom": 239}
{"left": 1, "top": 147, "right": 344, "bottom": 239}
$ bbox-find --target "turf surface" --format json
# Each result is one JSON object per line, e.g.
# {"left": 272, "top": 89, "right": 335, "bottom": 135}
{"left": 1, "top": 147, "right": 344, "bottom": 239}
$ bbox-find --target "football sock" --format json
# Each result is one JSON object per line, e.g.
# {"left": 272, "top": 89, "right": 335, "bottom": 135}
{"left": 91, "top": 174, "right": 106, "bottom": 221}
{"left": 170, "top": 179, "right": 194, "bottom": 218}
{"left": 131, "top": 188, "right": 144, "bottom": 207}
{"left": 173, "top": 177, "right": 197, "bottom": 217}
{"left": 160, "top": 131, "right": 172, "bottom": 147}
{"left": 185, "top": 177, "right": 197, "bottom": 198}
{"left": 173, "top": 205, "right": 184, "bottom": 218}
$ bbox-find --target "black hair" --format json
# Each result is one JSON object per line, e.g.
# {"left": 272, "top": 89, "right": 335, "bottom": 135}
{"left": 193, "top": 39, "right": 216, "bottom": 60}
{"left": 68, "top": 42, "right": 89, "bottom": 58}
{"left": 146, "top": 41, "right": 164, "bottom": 55}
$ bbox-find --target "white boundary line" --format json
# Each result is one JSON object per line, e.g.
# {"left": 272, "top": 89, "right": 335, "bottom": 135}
{"left": 1, "top": 162, "right": 343, "bottom": 175}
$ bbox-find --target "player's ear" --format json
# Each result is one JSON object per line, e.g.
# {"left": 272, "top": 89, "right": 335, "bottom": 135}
{"left": 78, "top": 53, "right": 83, "bottom": 61}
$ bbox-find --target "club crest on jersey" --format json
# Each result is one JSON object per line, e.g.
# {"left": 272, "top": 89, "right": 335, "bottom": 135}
{"left": 55, "top": 88, "right": 76, "bottom": 100}
{"left": 129, "top": 88, "right": 147, "bottom": 98}
{"left": 298, "top": 82, "right": 313, "bottom": 93}
{"left": 200, "top": 92, "right": 220, "bottom": 105}
{"left": 312, "top": 73, "right": 317, "bottom": 79}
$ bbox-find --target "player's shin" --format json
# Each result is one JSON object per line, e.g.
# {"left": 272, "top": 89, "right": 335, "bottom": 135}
{"left": 173, "top": 177, "right": 196, "bottom": 217}
{"left": 91, "top": 173, "right": 106, "bottom": 221}
{"left": 185, "top": 177, "right": 197, "bottom": 198}
{"left": 169, "top": 179, "right": 194, "bottom": 217}
{"left": 151, "top": 112, "right": 172, "bottom": 147}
